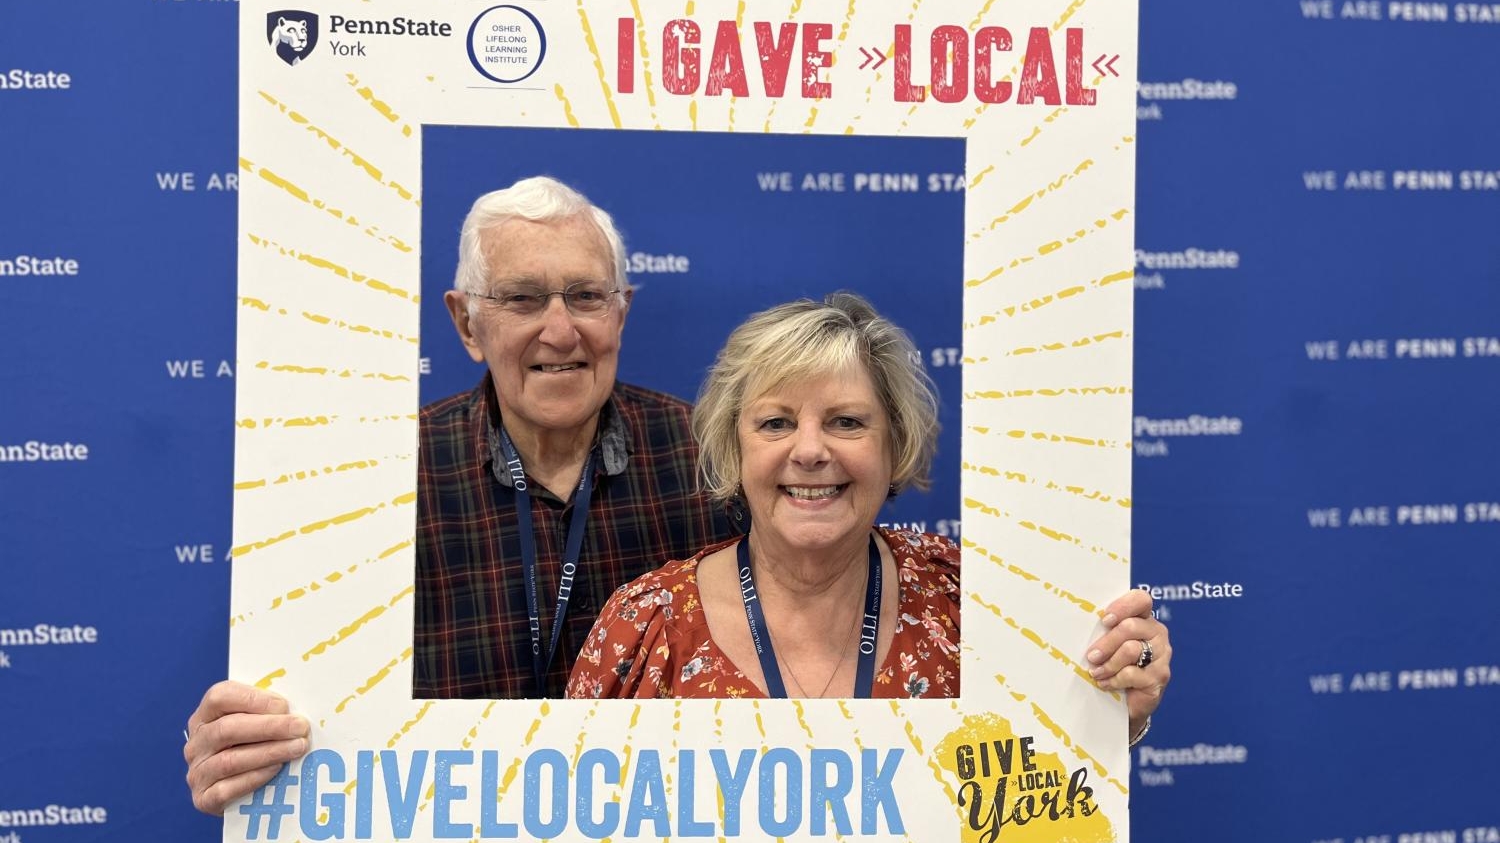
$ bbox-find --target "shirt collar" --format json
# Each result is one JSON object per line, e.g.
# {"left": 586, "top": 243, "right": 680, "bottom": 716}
{"left": 469, "top": 373, "right": 631, "bottom": 490}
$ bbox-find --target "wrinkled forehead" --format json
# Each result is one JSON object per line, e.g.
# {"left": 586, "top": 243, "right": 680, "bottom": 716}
{"left": 741, "top": 354, "right": 874, "bottom": 413}
{"left": 479, "top": 213, "right": 613, "bottom": 285}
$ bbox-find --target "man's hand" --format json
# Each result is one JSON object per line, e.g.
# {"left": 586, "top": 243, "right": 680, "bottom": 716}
{"left": 1085, "top": 589, "right": 1172, "bottom": 740}
{"left": 184, "top": 681, "right": 310, "bottom": 816}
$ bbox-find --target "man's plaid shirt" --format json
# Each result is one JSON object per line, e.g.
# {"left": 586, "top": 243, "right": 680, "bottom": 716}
{"left": 414, "top": 375, "right": 736, "bottom": 698}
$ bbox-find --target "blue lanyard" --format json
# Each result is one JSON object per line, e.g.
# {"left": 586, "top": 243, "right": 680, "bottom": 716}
{"left": 497, "top": 426, "right": 597, "bottom": 697}
{"left": 736, "top": 534, "right": 883, "bottom": 698}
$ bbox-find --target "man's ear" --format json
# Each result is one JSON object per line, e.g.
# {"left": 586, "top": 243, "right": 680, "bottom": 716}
{"left": 444, "top": 290, "right": 486, "bottom": 364}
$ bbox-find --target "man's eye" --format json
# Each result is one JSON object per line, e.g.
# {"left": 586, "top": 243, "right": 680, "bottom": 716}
{"left": 572, "top": 289, "right": 604, "bottom": 303}
{"left": 504, "top": 293, "right": 539, "bottom": 305}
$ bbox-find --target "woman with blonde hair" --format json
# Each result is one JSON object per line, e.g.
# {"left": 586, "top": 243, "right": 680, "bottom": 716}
{"left": 571, "top": 292, "right": 1170, "bottom": 729}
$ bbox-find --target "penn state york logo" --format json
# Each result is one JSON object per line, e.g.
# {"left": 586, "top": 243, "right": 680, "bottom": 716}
{"left": 266, "top": 11, "right": 319, "bottom": 66}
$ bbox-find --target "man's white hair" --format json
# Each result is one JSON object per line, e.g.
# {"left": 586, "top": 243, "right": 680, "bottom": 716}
{"left": 453, "top": 176, "right": 630, "bottom": 296}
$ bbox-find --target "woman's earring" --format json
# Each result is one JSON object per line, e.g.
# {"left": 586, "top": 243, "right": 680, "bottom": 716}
{"left": 729, "top": 486, "right": 750, "bottom": 531}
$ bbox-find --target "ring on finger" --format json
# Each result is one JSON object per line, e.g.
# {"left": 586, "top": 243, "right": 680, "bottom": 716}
{"left": 1135, "top": 639, "right": 1154, "bottom": 669}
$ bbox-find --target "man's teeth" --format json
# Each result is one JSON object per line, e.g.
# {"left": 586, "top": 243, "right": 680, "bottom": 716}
{"left": 784, "top": 485, "right": 843, "bottom": 500}
{"left": 536, "top": 363, "right": 582, "bottom": 372}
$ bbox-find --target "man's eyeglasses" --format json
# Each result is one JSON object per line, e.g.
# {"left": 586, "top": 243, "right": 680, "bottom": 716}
{"left": 467, "top": 283, "right": 626, "bottom": 319}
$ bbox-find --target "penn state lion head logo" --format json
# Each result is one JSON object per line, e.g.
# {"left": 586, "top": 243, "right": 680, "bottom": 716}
{"left": 266, "top": 11, "right": 319, "bottom": 66}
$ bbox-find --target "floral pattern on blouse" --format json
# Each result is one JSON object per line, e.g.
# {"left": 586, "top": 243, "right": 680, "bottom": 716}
{"left": 566, "top": 528, "right": 960, "bottom": 699}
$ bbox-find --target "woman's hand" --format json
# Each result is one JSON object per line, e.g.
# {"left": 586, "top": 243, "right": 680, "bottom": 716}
{"left": 1085, "top": 589, "right": 1172, "bottom": 741}
{"left": 184, "top": 681, "right": 310, "bottom": 815}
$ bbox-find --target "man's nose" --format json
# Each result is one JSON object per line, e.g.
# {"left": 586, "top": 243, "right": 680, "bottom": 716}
{"left": 536, "top": 295, "right": 579, "bottom": 345}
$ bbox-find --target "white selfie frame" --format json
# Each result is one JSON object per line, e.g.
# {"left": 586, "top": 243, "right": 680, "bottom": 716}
{"left": 234, "top": 1, "right": 1138, "bottom": 839}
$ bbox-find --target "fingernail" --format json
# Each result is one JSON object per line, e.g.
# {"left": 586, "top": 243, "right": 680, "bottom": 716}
{"left": 292, "top": 718, "right": 310, "bottom": 737}
{"left": 1089, "top": 665, "right": 1104, "bottom": 678}
{"left": 290, "top": 738, "right": 308, "bottom": 755}
{"left": 1102, "top": 613, "right": 1118, "bottom": 627}
{"left": 1086, "top": 649, "right": 1103, "bottom": 664}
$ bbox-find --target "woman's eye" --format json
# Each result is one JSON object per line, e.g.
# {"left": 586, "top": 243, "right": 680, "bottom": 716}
{"left": 760, "top": 418, "right": 790, "bottom": 432}
{"left": 831, "top": 416, "right": 863, "bottom": 430}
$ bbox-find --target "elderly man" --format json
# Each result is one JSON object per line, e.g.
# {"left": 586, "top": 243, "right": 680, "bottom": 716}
{"left": 415, "top": 177, "right": 735, "bottom": 698}
{"left": 184, "top": 176, "right": 736, "bottom": 813}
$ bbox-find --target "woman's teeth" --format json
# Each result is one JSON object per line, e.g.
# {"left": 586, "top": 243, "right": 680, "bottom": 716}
{"left": 784, "top": 485, "right": 843, "bottom": 500}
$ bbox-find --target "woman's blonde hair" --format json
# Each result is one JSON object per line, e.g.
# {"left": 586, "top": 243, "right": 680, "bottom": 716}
{"left": 693, "top": 292, "right": 940, "bottom": 502}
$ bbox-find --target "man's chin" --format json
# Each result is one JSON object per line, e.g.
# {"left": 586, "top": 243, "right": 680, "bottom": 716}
{"left": 515, "top": 395, "right": 610, "bottom": 434}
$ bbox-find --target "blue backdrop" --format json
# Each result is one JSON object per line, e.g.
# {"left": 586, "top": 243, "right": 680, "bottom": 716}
{"left": 2, "top": 2, "right": 1497, "bottom": 842}
{"left": 418, "top": 126, "right": 965, "bottom": 534}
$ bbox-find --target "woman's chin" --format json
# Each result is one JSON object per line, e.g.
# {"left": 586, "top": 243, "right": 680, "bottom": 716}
{"left": 756, "top": 516, "right": 869, "bottom": 555}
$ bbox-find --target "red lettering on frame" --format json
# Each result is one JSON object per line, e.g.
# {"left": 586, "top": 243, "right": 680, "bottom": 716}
{"left": 754, "top": 22, "right": 797, "bottom": 97}
{"left": 930, "top": 25, "right": 968, "bottom": 103}
{"left": 1065, "top": 28, "right": 1097, "bottom": 105}
{"left": 1017, "top": 26, "right": 1060, "bottom": 105}
{"left": 617, "top": 18, "right": 635, "bottom": 94}
{"left": 893, "top": 25, "right": 926, "bottom": 102}
{"left": 663, "top": 19, "right": 701, "bottom": 95}
{"left": 706, "top": 20, "right": 749, "bottom": 96}
{"left": 801, "top": 22, "right": 832, "bottom": 98}
{"left": 974, "top": 26, "right": 1013, "bottom": 104}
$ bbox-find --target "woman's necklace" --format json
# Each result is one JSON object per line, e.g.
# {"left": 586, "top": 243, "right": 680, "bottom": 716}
{"left": 772, "top": 567, "right": 868, "bottom": 698}
{"left": 736, "top": 535, "right": 884, "bottom": 699}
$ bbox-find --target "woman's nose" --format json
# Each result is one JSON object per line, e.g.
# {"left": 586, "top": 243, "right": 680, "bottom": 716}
{"left": 788, "top": 423, "right": 831, "bottom": 467}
